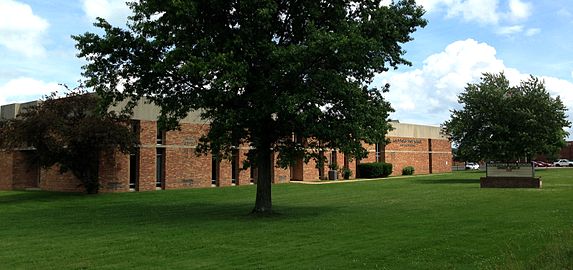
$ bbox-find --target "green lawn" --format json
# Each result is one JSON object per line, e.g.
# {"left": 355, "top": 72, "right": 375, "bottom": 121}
{"left": 1, "top": 169, "right": 573, "bottom": 269}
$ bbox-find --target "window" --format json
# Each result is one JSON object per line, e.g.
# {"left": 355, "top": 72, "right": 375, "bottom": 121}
{"left": 211, "top": 155, "right": 218, "bottom": 187}
{"left": 129, "top": 120, "right": 140, "bottom": 190}
{"left": 129, "top": 152, "right": 139, "bottom": 190}
{"left": 330, "top": 151, "right": 337, "bottom": 168}
{"left": 375, "top": 143, "right": 385, "bottom": 163}
{"left": 156, "top": 148, "right": 165, "bottom": 189}
{"left": 156, "top": 123, "right": 165, "bottom": 145}
{"left": 231, "top": 149, "right": 238, "bottom": 185}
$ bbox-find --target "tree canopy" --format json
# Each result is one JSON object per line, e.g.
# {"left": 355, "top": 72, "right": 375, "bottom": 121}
{"left": 0, "top": 89, "right": 137, "bottom": 194}
{"left": 442, "top": 73, "right": 571, "bottom": 162}
{"left": 73, "top": 0, "right": 427, "bottom": 213}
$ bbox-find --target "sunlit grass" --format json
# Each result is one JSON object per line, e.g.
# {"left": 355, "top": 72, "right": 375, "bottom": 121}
{"left": 1, "top": 169, "right": 572, "bottom": 269}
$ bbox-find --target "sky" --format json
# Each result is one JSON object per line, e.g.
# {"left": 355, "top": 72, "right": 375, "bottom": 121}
{"left": 0, "top": 0, "right": 572, "bottom": 138}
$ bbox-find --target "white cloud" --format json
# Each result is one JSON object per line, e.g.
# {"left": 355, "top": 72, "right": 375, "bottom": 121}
{"left": 418, "top": 0, "right": 501, "bottom": 24}
{"left": 507, "top": 0, "right": 532, "bottom": 21}
{"left": 375, "top": 39, "right": 573, "bottom": 136}
{"left": 496, "top": 25, "right": 524, "bottom": 35}
{"left": 525, "top": 28, "right": 540, "bottom": 36}
{"left": 418, "top": 0, "right": 535, "bottom": 35}
{"left": 380, "top": 0, "right": 392, "bottom": 7}
{"left": 0, "top": 0, "right": 49, "bottom": 57}
{"left": 0, "top": 77, "right": 63, "bottom": 105}
{"left": 446, "top": 0, "right": 500, "bottom": 24}
{"left": 542, "top": 76, "right": 573, "bottom": 108}
{"left": 82, "top": 0, "right": 132, "bottom": 26}
{"left": 557, "top": 8, "right": 571, "bottom": 18}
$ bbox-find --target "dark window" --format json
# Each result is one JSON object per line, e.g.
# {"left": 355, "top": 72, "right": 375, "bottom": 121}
{"left": 375, "top": 143, "right": 385, "bottom": 163}
{"left": 129, "top": 120, "right": 140, "bottom": 190}
{"left": 156, "top": 148, "right": 165, "bottom": 189}
{"left": 231, "top": 150, "right": 238, "bottom": 185}
{"left": 156, "top": 123, "right": 165, "bottom": 145}
{"left": 129, "top": 152, "right": 139, "bottom": 190}
{"left": 318, "top": 151, "right": 325, "bottom": 179}
{"left": 330, "top": 151, "right": 338, "bottom": 167}
{"left": 211, "top": 155, "right": 218, "bottom": 186}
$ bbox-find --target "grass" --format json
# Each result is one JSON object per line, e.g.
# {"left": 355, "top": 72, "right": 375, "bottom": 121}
{"left": 1, "top": 169, "right": 573, "bottom": 269}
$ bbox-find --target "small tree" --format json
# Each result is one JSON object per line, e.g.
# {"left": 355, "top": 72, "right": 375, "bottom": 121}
{"left": 0, "top": 88, "right": 137, "bottom": 194}
{"left": 442, "top": 73, "right": 571, "bottom": 162}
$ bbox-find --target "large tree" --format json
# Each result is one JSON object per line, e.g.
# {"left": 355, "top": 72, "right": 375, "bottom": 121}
{"left": 0, "top": 89, "right": 137, "bottom": 194}
{"left": 74, "top": 0, "right": 427, "bottom": 213}
{"left": 443, "top": 73, "right": 571, "bottom": 162}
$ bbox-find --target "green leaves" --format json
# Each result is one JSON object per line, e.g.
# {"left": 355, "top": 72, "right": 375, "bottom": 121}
{"left": 74, "top": 0, "right": 426, "bottom": 166}
{"left": 443, "top": 73, "right": 571, "bottom": 162}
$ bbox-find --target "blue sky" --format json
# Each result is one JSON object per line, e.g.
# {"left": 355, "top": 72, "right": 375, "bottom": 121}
{"left": 1, "top": 0, "right": 572, "bottom": 138}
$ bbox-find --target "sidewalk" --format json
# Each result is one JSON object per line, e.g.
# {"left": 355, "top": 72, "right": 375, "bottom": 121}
{"left": 290, "top": 173, "right": 449, "bottom": 185}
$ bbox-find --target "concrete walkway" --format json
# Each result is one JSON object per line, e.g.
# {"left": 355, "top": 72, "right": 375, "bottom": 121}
{"left": 290, "top": 173, "right": 449, "bottom": 185}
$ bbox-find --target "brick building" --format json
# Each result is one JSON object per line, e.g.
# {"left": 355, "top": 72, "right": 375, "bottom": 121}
{"left": 1, "top": 100, "right": 452, "bottom": 193}
{"left": 558, "top": 141, "right": 573, "bottom": 160}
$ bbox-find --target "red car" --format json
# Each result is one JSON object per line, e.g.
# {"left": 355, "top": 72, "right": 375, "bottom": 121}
{"left": 532, "top": 161, "right": 551, "bottom": 167}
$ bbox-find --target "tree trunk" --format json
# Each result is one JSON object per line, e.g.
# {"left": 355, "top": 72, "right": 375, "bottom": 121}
{"left": 252, "top": 147, "right": 273, "bottom": 214}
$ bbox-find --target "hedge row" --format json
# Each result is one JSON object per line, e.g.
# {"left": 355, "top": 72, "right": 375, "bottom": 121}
{"left": 357, "top": 162, "right": 393, "bottom": 178}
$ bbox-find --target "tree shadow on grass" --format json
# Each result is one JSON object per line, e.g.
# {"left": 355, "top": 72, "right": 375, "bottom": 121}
{"left": 0, "top": 191, "right": 84, "bottom": 204}
{"left": 414, "top": 178, "right": 481, "bottom": 185}
{"left": 1, "top": 195, "right": 338, "bottom": 227}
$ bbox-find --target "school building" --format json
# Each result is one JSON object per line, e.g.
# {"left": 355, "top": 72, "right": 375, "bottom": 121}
{"left": 0, "top": 100, "right": 452, "bottom": 193}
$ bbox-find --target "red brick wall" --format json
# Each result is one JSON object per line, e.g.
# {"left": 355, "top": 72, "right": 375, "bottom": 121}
{"left": 362, "top": 142, "right": 378, "bottom": 163}
{"left": 2, "top": 118, "right": 452, "bottom": 192}
{"left": 385, "top": 151, "right": 430, "bottom": 175}
{"left": 139, "top": 120, "right": 157, "bottom": 145}
{"left": 37, "top": 149, "right": 128, "bottom": 193}
{"left": 354, "top": 138, "right": 452, "bottom": 177}
{"left": 303, "top": 158, "right": 321, "bottom": 181}
{"left": 386, "top": 137, "right": 429, "bottom": 175}
{"left": 237, "top": 148, "right": 252, "bottom": 185}
{"left": 271, "top": 152, "right": 290, "bottom": 183}
{"left": 99, "top": 150, "right": 130, "bottom": 192}
{"left": 40, "top": 166, "right": 84, "bottom": 192}
{"left": 12, "top": 151, "right": 39, "bottom": 189}
{"left": 162, "top": 123, "right": 223, "bottom": 189}
{"left": 165, "top": 147, "right": 212, "bottom": 189}
{"left": 0, "top": 151, "right": 40, "bottom": 190}
{"left": 430, "top": 139, "right": 452, "bottom": 174}
{"left": 219, "top": 159, "right": 233, "bottom": 187}
{"left": 0, "top": 151, "right": 14, "bottom": 190}
{"left": 293, "top": 152, "right": 360, "bottom": 181}
{"left": 138, "top": 120, "right": 158, "bottom": 191}
{"left": 138, "top": 147, "right": 156, "bottom": 191}
{"left": 291, "top": 158, "right": 304, "bottom": 181}
{"left": 432, "top": 152, "right": 452, "bottom": 173}
{"left": 346, "top": 155, "right": 357, "bottom": 179}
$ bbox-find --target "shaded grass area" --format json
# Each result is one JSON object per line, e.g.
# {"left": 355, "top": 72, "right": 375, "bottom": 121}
{"left": 1, "top": 169, "right": 573, "bottom": 269}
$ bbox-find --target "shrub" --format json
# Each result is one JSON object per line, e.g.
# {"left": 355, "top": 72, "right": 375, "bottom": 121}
{"left": 328, "top": 163, "right": 339, "bottom": 171}
{"left": 342, "top": 168, "right": 352, "bottom": 180}
{"left": 357, "top": 162, "right": 393, "bottom": 178}
{"left": 402, "top": 166, "right": 415, "bottom": 175}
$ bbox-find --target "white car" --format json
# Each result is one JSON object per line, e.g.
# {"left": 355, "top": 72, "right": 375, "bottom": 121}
{"left": 553, "top": 159, "right": 573, "bottom": 167}
{"left": 465, "top": 162, "right": 480, "bottom": 170}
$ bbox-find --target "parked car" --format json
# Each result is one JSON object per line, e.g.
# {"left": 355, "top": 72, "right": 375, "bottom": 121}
{"left": 553, "top": 159, "right": 573, "bottom": 167}
{"left": 532, "top": 160, "right": 551, "bottom": 167}
{"left": 465, "top": 162, "right": 480, "bottom": 170}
